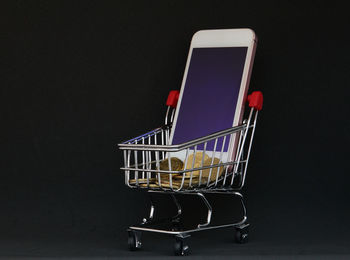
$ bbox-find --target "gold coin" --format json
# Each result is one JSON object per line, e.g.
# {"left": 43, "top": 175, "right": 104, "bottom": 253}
{"left": 139, "top": 183, "right": 159, "bottom": 188}
{"left": 157, "top": 177, "right": 200, "bottom": 188}
{"left": 159, "top": 157, "right": 184, "bottom": 172}
{"left": 184, "top": 152, "right": 210, "bottom": 177}
{"left": 156, "top": 157, "right": 184, "bottom": 184}
{"left": 201, "top": 157, "right": 224, "bottom": 183}
{"left": 129, "top": 178, "right": 157, "bottom": 184}
{"left": 173, "top": 174, "right": 199, "bottom": 180}
{"left": 158, "top": 174, "right": 182, "bottom": 183}
{"left": 159, "top": 179, "right": 196, "bottom": 185}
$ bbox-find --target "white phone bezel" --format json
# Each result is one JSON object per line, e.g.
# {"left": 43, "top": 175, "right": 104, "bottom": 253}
{"left": 169, "top": 28, "right": 257, "bottom": 162}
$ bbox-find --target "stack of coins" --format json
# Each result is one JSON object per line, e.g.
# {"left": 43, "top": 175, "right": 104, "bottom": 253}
{"left": 131, "top": 153, "right": 224, "bottom": 189}
{"left": 159, "top": 157, "right": 184, "bottom": 171}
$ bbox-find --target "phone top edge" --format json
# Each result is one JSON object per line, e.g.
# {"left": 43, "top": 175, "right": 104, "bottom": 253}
{"left": 191, "top": 28, "right": 257, "bottom": 47}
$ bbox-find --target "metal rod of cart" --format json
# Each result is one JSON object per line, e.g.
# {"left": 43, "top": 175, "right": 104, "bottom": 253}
{"left": 118, "top": 90, "right": 263, "bottom": 256}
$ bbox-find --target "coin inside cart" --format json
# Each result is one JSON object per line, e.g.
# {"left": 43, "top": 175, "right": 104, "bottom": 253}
{"left": 159, "top": 157, "right": 184, "bottom": 171}
{"left": 129, "top": 178, "right": 157, "bottom": 184}
{"left": 139, "top": 183, "right": 159, "bottom": 188}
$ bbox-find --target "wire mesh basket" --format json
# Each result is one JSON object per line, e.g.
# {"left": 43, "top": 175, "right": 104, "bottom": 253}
{"left": 119, "top": 90, "right": 262, "bottom": 193}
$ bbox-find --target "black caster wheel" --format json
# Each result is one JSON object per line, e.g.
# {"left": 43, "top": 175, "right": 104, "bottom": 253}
{"left": 235, "top": 226, "right": 249, "bottom": 244}
{"left": 174, "top": 237, "right": 189, "bottom": 256}
{"left": 127, "top": 229, "right": 142, "bottom": 251}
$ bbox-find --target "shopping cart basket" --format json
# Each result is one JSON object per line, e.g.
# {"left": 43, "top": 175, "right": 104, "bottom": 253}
{"left": 118, "top": 90, "right": 263, "bottom": 255}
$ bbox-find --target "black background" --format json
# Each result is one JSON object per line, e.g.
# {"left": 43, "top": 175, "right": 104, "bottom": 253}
{"left": 2, "top": 0, "right": 350, "bottom": 258}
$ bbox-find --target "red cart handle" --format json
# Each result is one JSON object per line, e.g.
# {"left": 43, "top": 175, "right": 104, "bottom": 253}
{"left": 166, "top": 90, "right": 180, "bottom": 108}
{"left": 166, "top": 90, "right": 262, "bottom": 110}
{"left": 247, "top": 91, "right": 263, "bottom": 111}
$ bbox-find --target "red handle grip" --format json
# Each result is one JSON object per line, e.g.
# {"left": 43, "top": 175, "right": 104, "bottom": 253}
{"left": 166, "top": 90, "right": 180, "bottom": 108}
{"left": 247, "top": 91, "right": 263, "bottom": 111}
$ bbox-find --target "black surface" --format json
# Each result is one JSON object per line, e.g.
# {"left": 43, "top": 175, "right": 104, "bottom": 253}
{"left": 1, "top": 0, "right": 350, "bottom": 258}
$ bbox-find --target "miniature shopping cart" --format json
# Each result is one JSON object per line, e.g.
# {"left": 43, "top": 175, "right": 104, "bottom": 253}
{"left": 118, "top": 90, "right": 263, "bottom": 255}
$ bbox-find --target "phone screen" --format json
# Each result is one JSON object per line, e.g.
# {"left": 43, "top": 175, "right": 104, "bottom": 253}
{"left": 171, "top": 47, "right": 248, "bottom": 155}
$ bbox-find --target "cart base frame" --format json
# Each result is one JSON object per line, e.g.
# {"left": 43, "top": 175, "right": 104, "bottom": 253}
{"left": 127, "top": 190, "right": 250, "bottom": 255}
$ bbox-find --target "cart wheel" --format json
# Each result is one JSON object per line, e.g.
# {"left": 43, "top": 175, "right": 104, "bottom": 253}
{"left": 174, "top": 237, "right": 189, "bottom": 256}
{"left": 235, "top": 226, "right": 249, "bottom": 244}
{"left": 127, "top": 230, "right": 142, "bottom": 251}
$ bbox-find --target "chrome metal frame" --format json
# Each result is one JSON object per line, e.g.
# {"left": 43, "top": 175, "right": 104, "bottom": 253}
{"left": 118, "top": 105, "right": 259, "bottom": 245}
{"left": 130, "top": 190, "right": 248, "bottom": 236}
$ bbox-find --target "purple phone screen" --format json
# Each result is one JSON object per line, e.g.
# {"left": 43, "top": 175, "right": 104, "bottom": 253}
{"left": 171, "top": 47, "right": 248, "bottom": 151}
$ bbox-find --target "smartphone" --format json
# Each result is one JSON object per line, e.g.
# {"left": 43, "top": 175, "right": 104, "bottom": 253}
{"left": 169, "top": 29, "right": 257, "bottom": 162}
